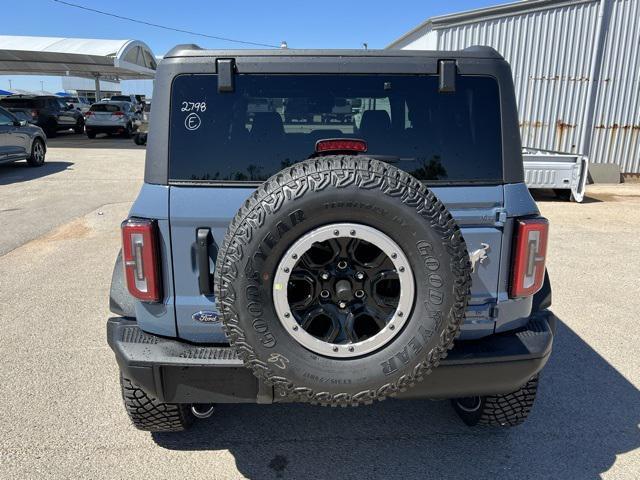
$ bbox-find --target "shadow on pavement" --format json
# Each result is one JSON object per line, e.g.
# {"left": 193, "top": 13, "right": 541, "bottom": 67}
{"left": 531, "top": 189, "right": 603, "bottom": 204}
{"left": 47, "top": 131, "right": 144, "bottom": 150}
{"left": 152, "top": 319, "right": 639, "bottom": 479}
{"left": 0, "top": 161, "right": 73, "bottom": 186}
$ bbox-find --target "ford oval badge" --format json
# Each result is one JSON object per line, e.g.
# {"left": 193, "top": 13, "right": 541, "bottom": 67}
{"left": 192, "top": 310, "right": 221, "bottom": 323}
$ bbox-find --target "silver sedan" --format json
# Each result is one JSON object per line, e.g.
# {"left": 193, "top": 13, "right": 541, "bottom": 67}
{"left": 0, "top": 106, "right": 47, "bottom": 167}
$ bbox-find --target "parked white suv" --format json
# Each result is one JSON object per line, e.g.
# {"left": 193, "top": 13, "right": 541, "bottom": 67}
{"left": 61, "top": 96, "right": 91, "bottom": 113}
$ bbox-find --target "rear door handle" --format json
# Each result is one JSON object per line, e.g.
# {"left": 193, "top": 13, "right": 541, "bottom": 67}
{"left": 196, "top": 228, "right": 218, "bottom": 295}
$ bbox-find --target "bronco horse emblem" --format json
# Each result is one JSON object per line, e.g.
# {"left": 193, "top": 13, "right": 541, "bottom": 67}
{"left": 469, "top": 243, "right": 490, "bottom": 272}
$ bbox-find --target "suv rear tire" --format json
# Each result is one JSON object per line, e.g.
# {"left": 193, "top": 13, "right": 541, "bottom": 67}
{"left": 45, "top": 120, "right": 57, "bottom": 138}
{"left": 133, "top": 132, "right": 147, "bottom": 145}
{"left": 451, "top": 375, "right": 539, "bottom": 427}
{"left": 74, "top": 118, "right": 84, "bottom": 134}
{"left": 120, "top": 375, "right": 194, "bottom": 432}
{"left": 122, "top": 123, "right": 133, "bottom": 138}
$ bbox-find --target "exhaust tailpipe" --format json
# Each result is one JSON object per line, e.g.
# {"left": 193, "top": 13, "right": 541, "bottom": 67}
{"left": 191, "top": 404, "right": 215, "bottom": 419}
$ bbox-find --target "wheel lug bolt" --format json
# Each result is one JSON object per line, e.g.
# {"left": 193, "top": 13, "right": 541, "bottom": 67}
{"left": 337, "top": 260, "right": 347, "bottom": 270}
{"left": 293, "top": 325, "right": 298, "bottom": 331}
{"left": 348, "top": 346, "right": 355, "bottom": 352}
{"left": 284, "top": 312, "right": 290, "bottom": 318}
{"left": 399, "top": 266, "right": 405, "bottom": 273}
{"left": 391, "top": 253, "right": 397, "bottom": 259}
{"left": 355, "top": 271, "right": 364, "bottom": 280}
{"left": 333, "top": 230, "right": 340, "bottom": 236}
{"left": 284, "top": 267, "right": 290, "bottom": 273}
{"left": 349, "top": 229, "right": 356, "bottom": 236}
{"left": 321, "top": 272, "right": 329, "bottom": 280}
{"left": 320, "top": 290, "right": 330, "bottom": 299}
{"left": 333, "top": 346, "right": 339, "bottom": 352}
{"left": 339, "top": 301, "right": 347, "bottom": 309}
{"left": 291, "top": 253, "right": 298, "bottom": 259}
{"left": 397, "top": 311, "right": 404, "bottom": 317}
{"left": 355, "top": 290, "right": 365, "bottom": 299}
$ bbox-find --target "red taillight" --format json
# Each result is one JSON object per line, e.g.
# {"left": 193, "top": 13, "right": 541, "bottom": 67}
{"left": 121, "top": 218, "right": 162, "bottom": 302}
{"left": 315, "top": 138, "right": 367, "bottom": 154}
{"left": 510, "top": 218, "right": 549, "bottom": 298}
{"left": 85, "top": 111, "right": 94, "bottom": 117}
{"left": 113, "top": 111, "right": 125, "bottom": 116}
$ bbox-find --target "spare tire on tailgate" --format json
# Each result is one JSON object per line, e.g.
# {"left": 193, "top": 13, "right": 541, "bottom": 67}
{"left": 215, "top": 156, "right": 471, "bottom": 406}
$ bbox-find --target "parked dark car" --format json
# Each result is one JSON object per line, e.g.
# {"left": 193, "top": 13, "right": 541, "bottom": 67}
{"left": 0, "top": 106, "right": 47, "bottom": 166}
{"left": 0, "top": 95, "right": 85, "bottom": 137}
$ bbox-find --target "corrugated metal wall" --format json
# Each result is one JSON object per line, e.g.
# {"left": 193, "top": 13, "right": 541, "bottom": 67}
{"left": 591, "top": 0, "right": 640, "bottom": 173}
{"left": 436, "top": 0, "right": 600, "bottom": 155}
{"left": 398, "top": 0, "right": 640, "bottom": 173}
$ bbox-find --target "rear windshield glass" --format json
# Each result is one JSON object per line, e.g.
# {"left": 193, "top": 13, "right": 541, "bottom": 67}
{"left": 169, "top": 74, "right": 503, "bottom": 184}
{"left": 90, "top": 104, "right": 122, "bottom": 112}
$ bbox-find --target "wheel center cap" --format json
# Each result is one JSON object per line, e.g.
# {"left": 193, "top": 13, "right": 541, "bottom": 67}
{"left": 334, "top": 279, "right": 352, "bottom": 301}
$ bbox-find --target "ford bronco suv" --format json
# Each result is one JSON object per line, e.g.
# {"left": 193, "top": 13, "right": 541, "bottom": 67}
{"left": 107, "top": 46, "right": 555, "bottom": 432}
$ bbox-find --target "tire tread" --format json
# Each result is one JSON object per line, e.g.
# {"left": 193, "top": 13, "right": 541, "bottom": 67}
{"left": 478, "top": 376, "right": 539, "bottom": 426}
{"left": 214, "top": 156, "right": 471, "bottom": 407}
{"left": 120, "top": 376, "right": 193, "bottom": 432}
{"left": 453, "top": 376, "right": 539, "bottom": 427}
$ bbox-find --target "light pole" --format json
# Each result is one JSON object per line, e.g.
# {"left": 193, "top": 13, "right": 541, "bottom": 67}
{"left": 40, "top": 80, "right": 44, "bottom": 93}
{"left": 8, "top": 79, "right": 12, "bottom": 90}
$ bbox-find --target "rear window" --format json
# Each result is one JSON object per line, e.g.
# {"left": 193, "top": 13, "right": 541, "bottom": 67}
{"left": 169, "top": 74, "right": 503, "bottom": 184}
{"left": 110, "top": 95, "right": 130, "bottom": 102}
{"left": 90, "top": 103, "right": 122, "bottom": 112}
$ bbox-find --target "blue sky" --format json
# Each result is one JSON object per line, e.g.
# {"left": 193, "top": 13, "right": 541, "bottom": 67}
{"left": 1, "top": 0, "right": 510, "bottom": 95}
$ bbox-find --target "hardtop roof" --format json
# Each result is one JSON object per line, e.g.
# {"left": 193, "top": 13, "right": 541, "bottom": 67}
{"left": 164, "top": 45, "right": 503, "bottom": 60}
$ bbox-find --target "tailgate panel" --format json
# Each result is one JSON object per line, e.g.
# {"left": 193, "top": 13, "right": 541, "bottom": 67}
{"left": 169, "top": 185, "right": 505, "bottom": 343}
{"left": 170, "top": 187, "right": 254, "bottom": 342}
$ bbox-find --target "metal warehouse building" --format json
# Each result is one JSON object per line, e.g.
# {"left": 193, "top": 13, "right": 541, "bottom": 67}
{"left": 388, "top": 0, "right": 640, "bottom": 174}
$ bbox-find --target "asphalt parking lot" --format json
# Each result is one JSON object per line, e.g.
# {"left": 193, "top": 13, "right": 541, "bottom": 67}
{"left": 0, "top": 136, "right": 638, "bottom": 479}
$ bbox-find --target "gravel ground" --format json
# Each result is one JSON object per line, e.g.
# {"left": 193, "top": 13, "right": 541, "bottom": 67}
{"left": 0, "top": 139, "right": 638, "bottom": 479}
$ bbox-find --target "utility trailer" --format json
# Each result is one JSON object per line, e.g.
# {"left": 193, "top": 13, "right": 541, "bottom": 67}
{"left": 522, "top": 148, "right": 589, "bottom": 203}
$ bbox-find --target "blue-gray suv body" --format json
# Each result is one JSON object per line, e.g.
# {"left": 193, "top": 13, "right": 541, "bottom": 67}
{"left": 108, "top": 46, "right": 556, "bottom": 432}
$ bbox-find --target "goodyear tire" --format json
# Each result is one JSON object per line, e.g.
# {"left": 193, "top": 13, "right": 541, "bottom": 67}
{"left": 215, "top": 156, "right": 471, "bottom": 406}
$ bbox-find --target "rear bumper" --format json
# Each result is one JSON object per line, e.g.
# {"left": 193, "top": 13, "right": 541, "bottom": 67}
{"left": 86, "top": 124, "right": 128, "bottom": 133}
{"left": 107, "top": 310, "right": 556, "bottom": 404}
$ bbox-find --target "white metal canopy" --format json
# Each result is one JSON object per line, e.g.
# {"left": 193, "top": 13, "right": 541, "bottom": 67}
{"left": 0, "top": 35, "right": 157, "bottom": 81}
